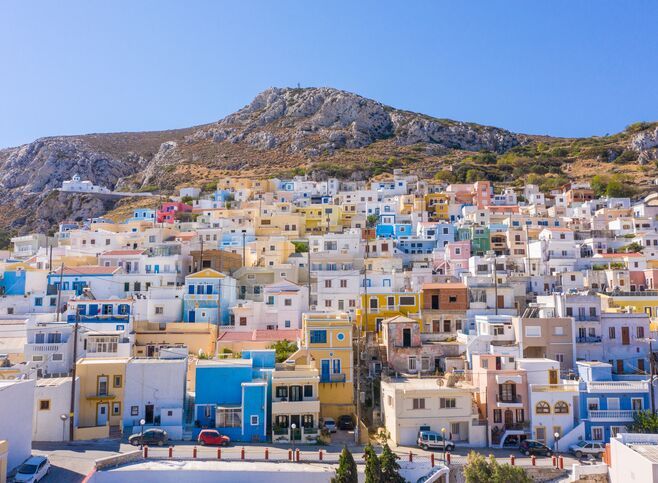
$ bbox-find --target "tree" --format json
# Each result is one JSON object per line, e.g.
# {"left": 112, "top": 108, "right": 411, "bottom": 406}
{"left": 379, "top": 444, "right": 404, "bottom": 483}
{"left": 363, "top": 443, "right": 381, "bottom": 483}
{"left": 366, "top": 214, "right": 379, "bottom": 228}
{"left": 291, "top": 241, "right": 309, "bottom": 253}
{"left": 269, "top": 339, "right": 298, "bottom": 363}
{"left": 628, "top": 410, "right": 658, "bottom": 433}
{"left": 332, "top": 446, "right": 358, "bottom": 483}
{"left": 464, "top": 451, "right": 531, "bottom": 483}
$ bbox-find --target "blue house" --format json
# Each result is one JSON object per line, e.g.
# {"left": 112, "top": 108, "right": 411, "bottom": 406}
{"left": 47, "top": 266, "right": 121, "bottom": 296}
{"left": 182, "top": 269, "right": 237, "bottom": 325}
{"left": 126, "top": 208, "right": 156, "bottom": 224}
{"left": 577, "top": 361, "right": 650, "bottom": 443}
{"left": 194, "top": 350, "right": 275, "bottom": 442}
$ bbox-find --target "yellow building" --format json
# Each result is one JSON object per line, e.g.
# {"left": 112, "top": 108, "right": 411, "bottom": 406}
{"left": 297, "top": 205, "right": 343, "bottom": 234}
{"left": 134, "top": 321, "right": 217, "bottom": 358}
{"left": 599, "top": 292, "right": 658, "bottom": 318}
{"left": 287, "top": 312, "right": 354, "bottom": 419}
{"left": 424, "top": 193, "right": 451, "bottom": 222}
{"left": 75, "top": 357, "right": 128, "bottom": 437}
{"left": 356, "top": 292, "right": 422, "bottom": 333}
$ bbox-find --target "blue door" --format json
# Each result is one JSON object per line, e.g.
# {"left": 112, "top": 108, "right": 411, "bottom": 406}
{"left": 321, "top": 360, "right": 330, "bottom": 382}
{"left": 188, "top": 310, "right": 196, "bottom": 322}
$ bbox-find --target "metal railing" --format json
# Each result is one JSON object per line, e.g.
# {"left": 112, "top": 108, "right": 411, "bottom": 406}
{"left": 496, "top": 394, "right": 522, "bottom": 404}
{"left": 576, "top": 336, "right": 602, "bottom": 343}
{"left": 320, "top": 373, "right": 346, "bottom": 383}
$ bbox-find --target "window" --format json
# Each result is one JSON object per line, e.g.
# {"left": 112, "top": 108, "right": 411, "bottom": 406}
{"left": 217, "top": 408, "right": 242, "bottom": 428}
{"left": 276, "top": 386, "right": 288, "bottom": 399}
{"left": 587, "top": 398, "right": 600, "bottom": 411}
{"left": 440, "top": 398, "right": 456, "bottom": 409}
{"left": 448, "top": 295, "right": 457, "bottom": 303}
{"left": 525, "top": 326, "right": 541, "bottom": 337}
{"left": 554, "top": 401, "right": 569, "bottom": 414}
{"left": 284, "top": 298, "right": 292, "bottom": 306}
{"left": 250, "top": 415, "right": 259, "bottom": 426}
{"left": 609, "top": 327, "right": 616, "bottom": 339}
{"left": 536, "top": 401, "right": 551, "bottom": 414}
{"left": 52, "top": 353, "right": 63, "bottom": 361}
{"left": 554, "top": 326, "right": 564, "bottom": 336}
{"left": 555, "top": 353, "right": 565, "bottom": 363}
{"left": 39, "top": 400, "right": 50, "bottom": 411}
{"left": 399, "top": 296, "right": 415, "bottom": 306}
{"left": 408, "top": 357, "right": 417, "bottom": 371}
{"left": 340, "top": 280, "right": 347, "bottom": 288}
{"left": 516, "top": 409, "right": 525, "bottom": 422}
{"left": 493, "top": 409, "right": 502, "bottom": 423}
{"left": 421, "top": 356, "right": 430, "bottom": 371}
{"left": 637, "top": 326, "right": 645, "bottom": 339}
{"left": 239, "top": 317, "right": 247, "bottom": 326}
{"left": 131, "top": 406, "right": 139, "bottom": 416}
{"left": 98, "top": 376, "right": 108, "bottom": 396}
{"left": 155, "top": 306, "right": 164, "bottom": 315}
{"left": 302, "top": 414, "right": 314, "bottom": 428}
{"left": 112, "top": 402, "right": 121, "bottom": 415}
{"left": 610, "top": 426, "right": 624, "bottom": 438}
{"left": 113, "top": 375, "right": 122, "bottom": 388}
{"left": 35, "top": 297, "right": 43, "bottom": 306}
{"left": 324, "top": 280, "right": 332, "bottom": 288}
{"left": 591, "top": 427, "right": 604, "bottom": 441}
{"left": 412, "top": 398, "right": 425, "bottom": 410}
{"left": 304, "top": 385, "right": 313, "bottom": 398}
{"left": 310, "top": 330, "right": 327, "bottom": 344}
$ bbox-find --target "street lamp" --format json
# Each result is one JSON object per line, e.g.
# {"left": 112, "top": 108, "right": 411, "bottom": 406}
{"left": 291, "top": 423, "right": 297, "bottom": 453}
{"left": 60, "top": 414, "right": 68, "bottom": 442}
{"left": 140, "top": 418, "right": 146, "bottom": 449}
{"left": 554, "top": 432, "right": 560, "bottom": 458}
{"left": 441, "top": 427, "right": 447, "bottom": 462}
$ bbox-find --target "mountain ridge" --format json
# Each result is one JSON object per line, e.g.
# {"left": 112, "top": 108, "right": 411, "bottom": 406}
{"left": 1, "top": 86, "right": 657, "bottom": 235}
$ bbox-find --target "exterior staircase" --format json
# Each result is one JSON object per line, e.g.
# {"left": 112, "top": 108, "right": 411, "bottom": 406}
{"left": 109, "top": 425, "right": 122, "bottom": 440}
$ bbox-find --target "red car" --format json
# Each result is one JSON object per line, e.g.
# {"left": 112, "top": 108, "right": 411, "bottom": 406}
{"left": 197, "top": 429, "right": 231, "bottom": 446}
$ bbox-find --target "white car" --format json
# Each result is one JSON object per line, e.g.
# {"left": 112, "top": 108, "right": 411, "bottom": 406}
{"left": 14, "top": 455, "right": 50, "bottom": 482}
{"left": 569, "top": 440, "right": 606, "bottom": 458}
{"left": 323, "top": 417, "right": 337, "bottom": 433}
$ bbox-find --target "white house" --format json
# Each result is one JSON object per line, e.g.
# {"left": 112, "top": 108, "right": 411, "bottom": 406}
{"left": 61, "top": 174, "right": 111, "bottom": 194}
{"left": 380, "top": 376, "right": 486, "bottom": 447}
{"left": 33, "top": 377, "right": 79, "bottom": 441}
{"left": 0, "top": 378, "right": 35, "bottom": 472}
{"left": 123, "top": 358, "right": 187, "bottom": 440}
{"left": 609, "top": 433, "right": 658, "bottom": 483}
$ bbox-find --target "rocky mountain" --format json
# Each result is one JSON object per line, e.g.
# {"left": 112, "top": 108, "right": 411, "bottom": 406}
{"left": 0, "top": 87, "right": 656, "bottom": 236}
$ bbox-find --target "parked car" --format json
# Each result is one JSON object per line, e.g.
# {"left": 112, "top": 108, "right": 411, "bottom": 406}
{"left": 322, "top": 417, "right": 337, "bottom": 433}
{"left": 129, "top": 428, "right": 169, "bottom": 446}
{"left": 14, "top": 456, "right": 50, "bottom": 482}
{"left": 417, "top": 430, "right": 456, "bottom": 451}
{"left": 569, "top": 440, "right": 605, "bottom": 459}
{"left": 519, "top": 440, "right": 552, "bottom": 456}
{"left": 337, "top": 415, "right": 355, "bottom": 430}
{"left": 198, "top": 429, "right": 231, "bottom": 446}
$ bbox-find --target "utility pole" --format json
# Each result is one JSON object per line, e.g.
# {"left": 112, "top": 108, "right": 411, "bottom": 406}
{"left": 306, "top": 243, "right": 312, "bottom": 309}
{"left": 492, "top": 256, "right": 499, "bottom": 315}
{"left": 242, "top": 232, "right": 246, "bottom": 269}
{"left": 48, "top": 242, "right": 53, "bottom": 274}
{"left": 356, "top": 235, "right": 369, "bottom": 445}
{"left": 650, "top": 338, "right": 656, "bottom": 415}
{"left": 68, "top": 310, "right": 80, "bottom": 441}
{"left": 199, "top": 235, "right": 204, "bottom": 272}
{"left": 56, "top": 262, "right": 64, "bottom": 322}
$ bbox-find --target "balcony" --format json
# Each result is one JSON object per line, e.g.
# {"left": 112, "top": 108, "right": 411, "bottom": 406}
{"left": 574, "top": 315, "right": 599, "bottom": 321}
{"left": 588, "top": 409, "right": 639, "bottom": 421}
{"left": 496, "top": 394, "right": 523, "bottom": 408}
{"left": 320, "top": 373, "right": 346, "bottom": 383}
{"left": 576, "top": 336, "right": 602, "bottom": 344}
{"left": 272, "top": 399, "right": 321, "bottom": 415}
{"left": 30, "top": 343, "right": 66, "bottom": 353}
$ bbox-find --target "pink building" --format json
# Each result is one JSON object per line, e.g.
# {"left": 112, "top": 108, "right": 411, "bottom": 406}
{"left": 444, "top": 240, "right": 471, "bottom": 275}
{"left": 156, "top": 202, "right": 193, "bottom": 224}
{"left": 471, "top": 353, "right": 529, "bottom": 447}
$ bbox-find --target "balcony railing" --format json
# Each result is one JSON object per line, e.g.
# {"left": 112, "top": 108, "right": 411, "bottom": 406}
{"left": 589, "top": 409, "right": 639, "bottom": 421}
{"left": 574, "top": 315, "right": 599, "bottom": 321}
{"left": 320, "top": 373, "right": 346, "bottom": 383}
{"left": 576, "top": 336, "right": 602, "bottom": 343}
{"left": 30, "top": 343, "right": 66, "bottom": 352}
{"left": 496, "top": 394, "right": 522, "bottom": 404}
{"left": 587, "top": 381, "right": 649, "bottom": 393}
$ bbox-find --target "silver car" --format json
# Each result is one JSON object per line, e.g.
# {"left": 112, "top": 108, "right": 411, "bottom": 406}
{"left": 569, "top": 440, "right": 605, "bottom": 458}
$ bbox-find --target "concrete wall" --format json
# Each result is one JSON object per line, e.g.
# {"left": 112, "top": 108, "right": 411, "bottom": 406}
{"left": 0, "top": 379, "right": 35, "bottom": 472}
{"left": 33, "top": 378, "right": 79, "bottom": 441}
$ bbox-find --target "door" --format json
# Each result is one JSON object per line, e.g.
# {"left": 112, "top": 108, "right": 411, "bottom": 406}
{"left": 145, "top": 404, "right": 154, "bottom": 424}
{"left": 321, "top": 360, "right": 330, "bottom": 381}
{"left": 504, "top": 409, "right": 513, "bottom": 427}
{"left": 616, "top": 360, "right": 624, "bottom": 374}
{"left": 607, "top": 398, "right": 620, "bottom": 410}
{"left": 535, "top": 426, "right": 546, "bottom": 443}
{"left": 97, "top": 403, "right": 109, "bottom": 426}
{"left": 188, "top": 310, "right": 196, "bottom": 322}
{"left": 497, "top": 295, "right": 504, "bottom": 309}
{"left": 147, "top": 345, "right": 155, "bottom": 358}
{"left": 621, "top": 327, "right": 630, "bottom": 345}
{"left": 431, "top": 294, "right": 439, "bottom": 310}
{"left": 402, "top": 328, "right": 411, "bottom": 347}
{"left": 290, "top": 415, "right": 301, "bottom": 440}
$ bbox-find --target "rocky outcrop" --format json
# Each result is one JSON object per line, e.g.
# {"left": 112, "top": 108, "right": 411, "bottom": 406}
{"left": 630, "top": 126, "right": 658, "bottom": 164}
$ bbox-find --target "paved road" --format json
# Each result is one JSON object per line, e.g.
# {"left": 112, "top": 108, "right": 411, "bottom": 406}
{"left": 31, "top": 437, "right": 590, "bottom": 482}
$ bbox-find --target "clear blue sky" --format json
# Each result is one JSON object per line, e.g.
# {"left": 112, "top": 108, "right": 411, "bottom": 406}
{"left": 1, "top": 1, "right": 657, "bottom": 148}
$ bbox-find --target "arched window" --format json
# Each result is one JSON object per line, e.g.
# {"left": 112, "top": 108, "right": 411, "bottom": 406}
{"left": 536, "top": 401, "right": 551, "bottom": 414}
{"left": 554, "top": 401, "right": 569, "bottom": 414}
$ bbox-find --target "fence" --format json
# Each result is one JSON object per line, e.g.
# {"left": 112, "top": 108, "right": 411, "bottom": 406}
{"left": 136, "top": 445, "right": 570, "bottom": 469}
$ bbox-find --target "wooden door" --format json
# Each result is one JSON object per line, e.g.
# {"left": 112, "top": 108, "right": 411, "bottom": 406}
{"left": 621, "top": 327, "right": 630, "bottom": 345}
